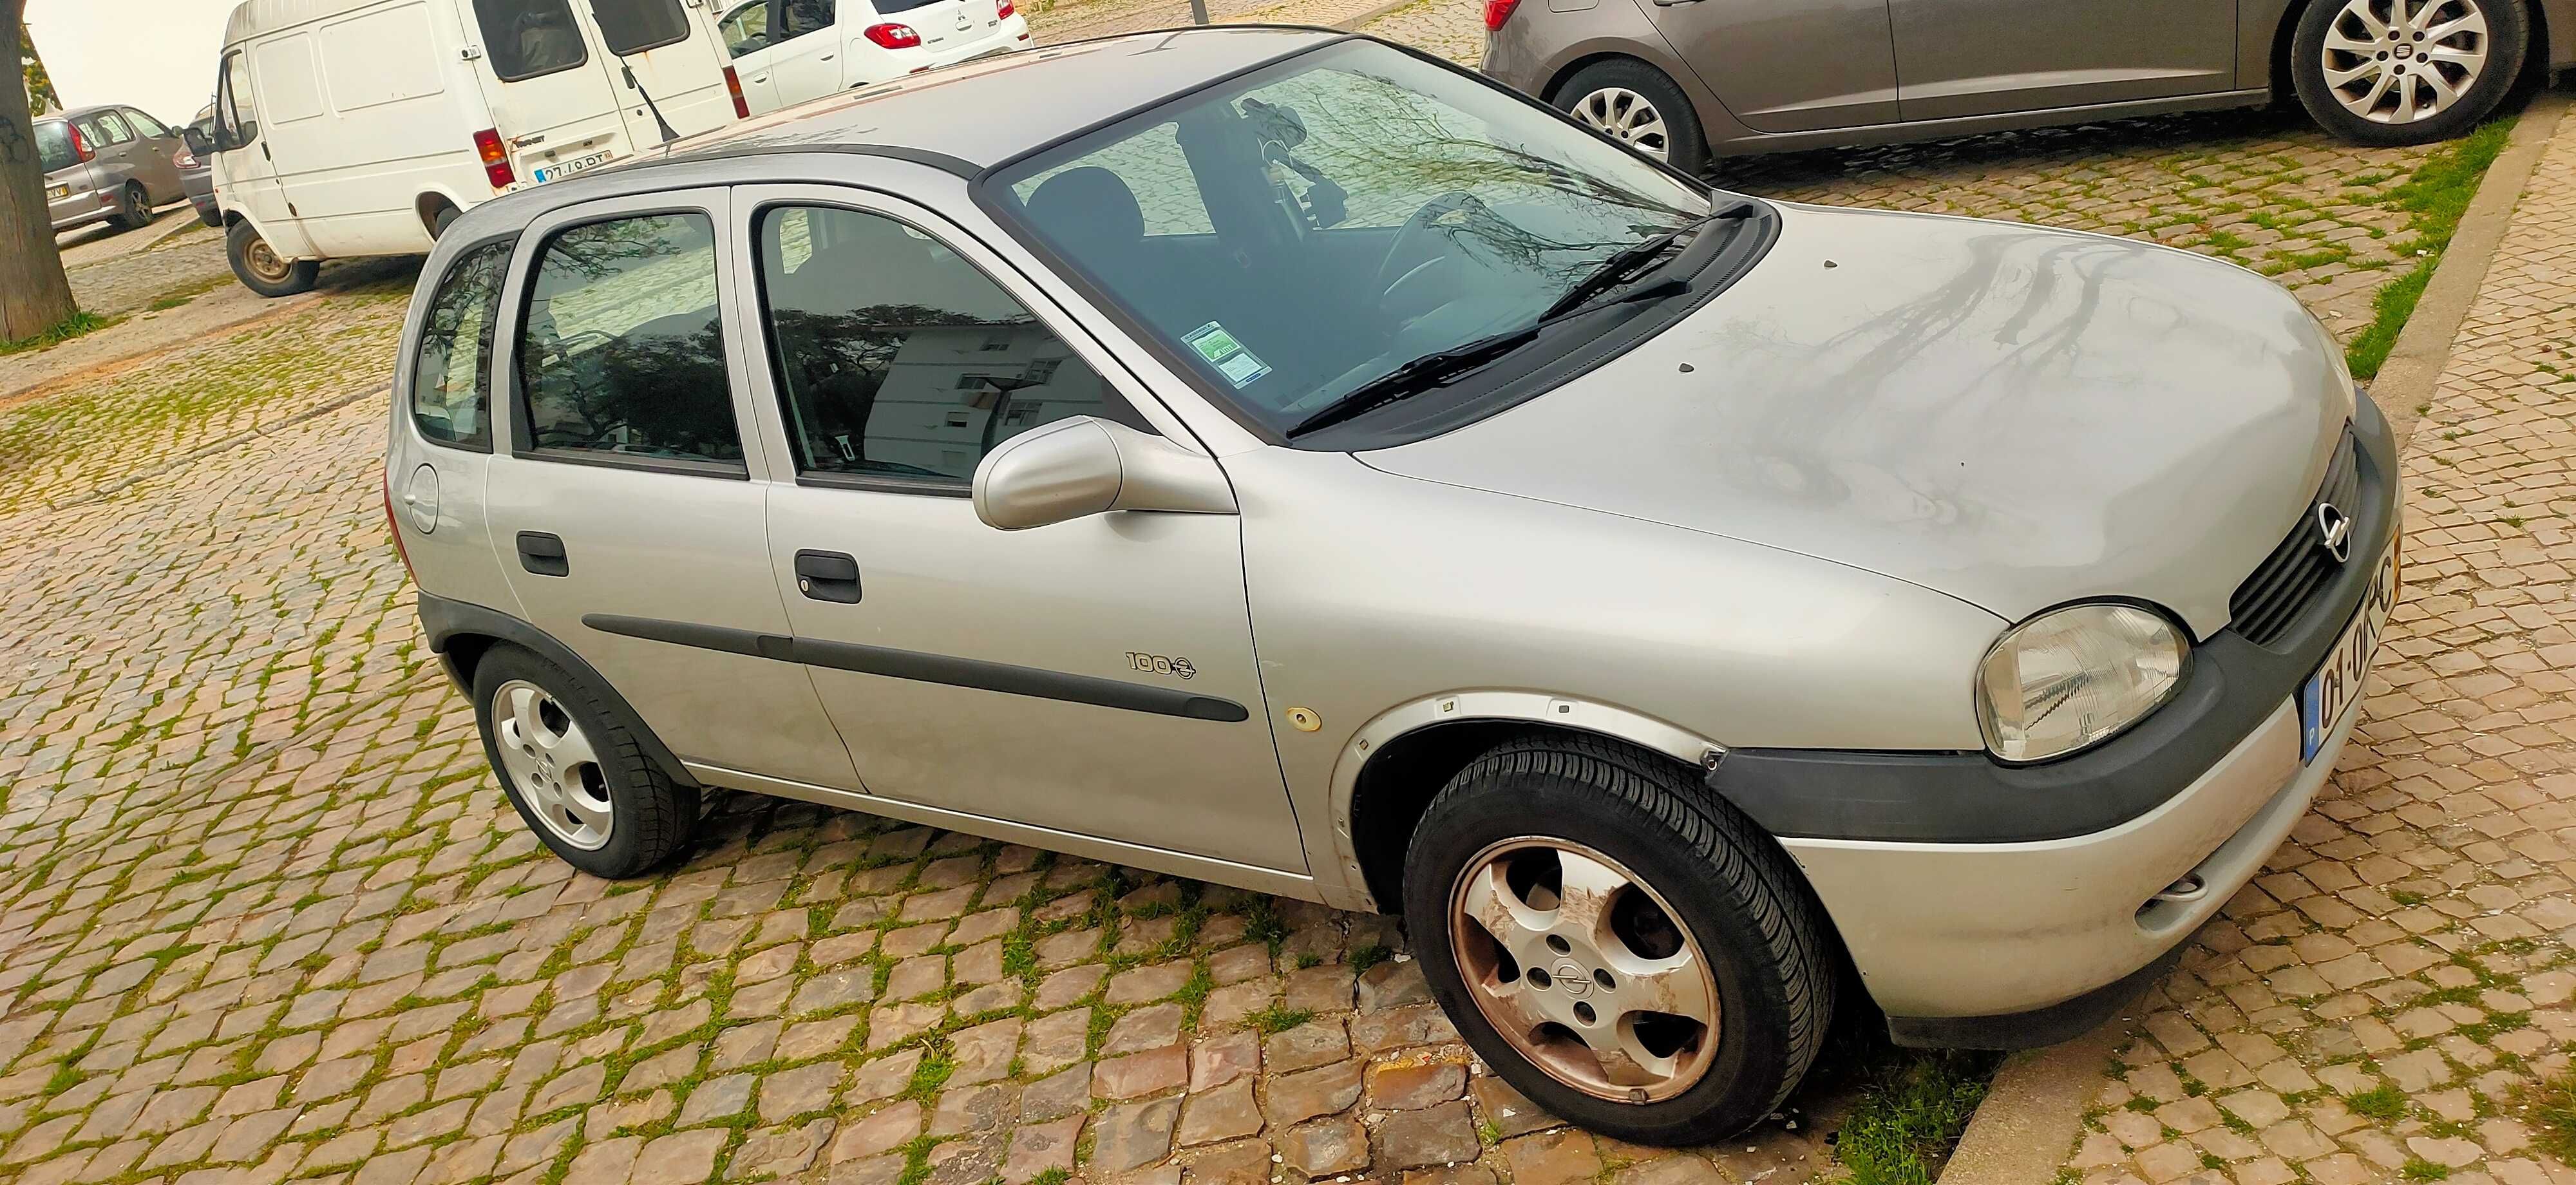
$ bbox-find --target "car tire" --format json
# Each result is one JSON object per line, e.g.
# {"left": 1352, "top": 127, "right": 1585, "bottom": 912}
{"left": 1554, "top": 59, "right": 1711, "bottom": 177}
{"left": 1403, "top": 734, "right": 1834, "bottom": 1145}
{"left": 2291, "top": 0, "right": 2525, "bottom": 146}
{"left": 226, "top": 219, "right": 319, "bottom": 298}
{"left": 195, "top": 202, "right": 223, "bottom": 229}
{"left": 471, "top": 643, "right": 699, "bottom": 879}
{"left": 431, "top": 204, "right": 462, "bottom": 238}
{"left": 109, "top": 184, "right": 151, "bottom": 230}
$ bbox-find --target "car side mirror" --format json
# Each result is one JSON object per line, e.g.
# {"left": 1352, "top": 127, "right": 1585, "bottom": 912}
{"left": 182, "top": 126, "right": 215, "bottom": 157}
{"left": 972, "top": 416, "right": 1236, "bottom": 531}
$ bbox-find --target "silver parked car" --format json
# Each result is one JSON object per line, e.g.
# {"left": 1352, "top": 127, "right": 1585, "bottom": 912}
{"left": 39, "top": 104, "right": 187, "bottom": 234}
{"left": 1484, "top": 0, "right": 2571, "bottom": 173}
{"left": 387, "top": 29, "right": 2398, "bottom": 1142}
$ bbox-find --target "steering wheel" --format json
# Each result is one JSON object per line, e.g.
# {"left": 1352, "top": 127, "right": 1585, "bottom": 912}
{"left": 1371, "top": 191, "right": 1490, "bottom": 314}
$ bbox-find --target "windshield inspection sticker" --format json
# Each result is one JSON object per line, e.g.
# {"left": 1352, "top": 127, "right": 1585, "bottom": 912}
{"left": 1184, "top": 321, "right": 1271, "bottom": 388}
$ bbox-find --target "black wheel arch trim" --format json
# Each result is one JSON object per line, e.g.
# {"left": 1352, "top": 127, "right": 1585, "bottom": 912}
{"left": 1709, "top": 391, "right": 2398, "bottom": 845}
{"left": 417, "top": 592, "right": 699, "bottom": 786}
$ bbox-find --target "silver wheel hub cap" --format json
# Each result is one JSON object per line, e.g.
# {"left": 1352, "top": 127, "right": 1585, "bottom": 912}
{"left": 492, "top": 679, "right": 612, "bottom": 851}
{"left": 1571, "top": 87, "right": 1671, "bottom": 161}
{"left": 2322, "top": 0, "right": 2488, "bottom": 124}
{"left": 1448, "top": 838, "right": 1720, "bottom": 1103}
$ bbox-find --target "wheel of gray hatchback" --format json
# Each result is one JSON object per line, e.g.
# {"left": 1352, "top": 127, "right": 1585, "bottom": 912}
{"left": 1554, "top": 59, "right": 1710, "bottom": 178}
{"left": 111, "top": 184, "right": 151, "bottom": 231}
{"left": 471, "top": 644, "right": 699, "bottom": 878}
{"left": 1403, "top": 735, "right": 1834, "bottom": 1144}
{"left": 2291, "top": 0, "right": 2526, "bottom": 146}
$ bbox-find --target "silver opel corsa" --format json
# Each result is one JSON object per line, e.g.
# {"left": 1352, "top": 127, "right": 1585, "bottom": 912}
{"left": 384, "top": 28, "right": 2399, "bottom": 1144}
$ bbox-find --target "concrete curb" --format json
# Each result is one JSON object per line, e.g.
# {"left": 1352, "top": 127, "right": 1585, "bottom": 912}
{"left": 1934, "top": 90, "right": 2571, "bottom": 1185}
{"left": 2371, "top": 88, "right": 2570, "bottom": 450}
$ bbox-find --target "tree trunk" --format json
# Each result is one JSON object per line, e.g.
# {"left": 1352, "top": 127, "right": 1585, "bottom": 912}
{"left": 0, "top": 1, "right": 77, "bottom": 343}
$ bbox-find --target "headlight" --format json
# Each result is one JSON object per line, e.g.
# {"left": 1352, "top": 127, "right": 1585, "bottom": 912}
{"left": 1976, "top": 603, "right": 2186, "bottom": 763}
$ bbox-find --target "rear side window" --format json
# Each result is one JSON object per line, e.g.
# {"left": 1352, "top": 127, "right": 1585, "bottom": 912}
{"left": 518, "top": 213, "right": 744, "bottom": 469}
{"left": 474, "top": 0, "right": 591, "bottom": 82}
{"left": 35, "top": 122, "right": 75, "bottom": 173}
{"left": 592, "top": 0, "right": 693, "bottom": 54}
{"left": 776, "top": 0, "right": 833, "bottom": 38}
{"left": 412, "top": 242, "right": 515, "bottom": 450}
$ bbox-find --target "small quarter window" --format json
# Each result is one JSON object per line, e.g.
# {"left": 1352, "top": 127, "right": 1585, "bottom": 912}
{"left": 473, "top": 0, "right": 591, "bottom": 82}
{"left": 755, "top": 205, "right": 1146, "bottom": 486}
{"left": 518, "top": 212, "right": 744, "bottom": 469}
{"left": 592, "top": 0, "right": 694, "bottom": 55}
{"left": 412, "top": 241, "right": 515, "bottom": 450}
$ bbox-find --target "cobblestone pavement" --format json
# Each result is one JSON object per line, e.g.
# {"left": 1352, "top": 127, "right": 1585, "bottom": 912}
{"left": 0, "top": 20, "right": 2557, "bottom": 1185}
{"left": 66, "top": 222, "right": 234, "bottom": 321}
{"left": 2070, "top": 99, "right": 2576, "bottom": 1185}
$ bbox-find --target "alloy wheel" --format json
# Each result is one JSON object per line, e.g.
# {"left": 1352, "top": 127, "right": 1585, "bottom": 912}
{"left": 1448, "top": 837, "right": 1721, "bottom": 1103}
{"left": 1570, "top": 87, "right": 1671, "bottom": 161}
{"left": 2321, "top": 0, "right": 2489, "bottom": 124}
{"left": 491, "top": 679, "right": 614, "bottom": 851}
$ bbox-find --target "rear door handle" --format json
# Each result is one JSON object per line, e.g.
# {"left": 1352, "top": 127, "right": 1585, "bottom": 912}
{"left": 795, "top": 549, "right": 861, "bottom": 603}
{"left": 517, "top": 531, "right": 569, "bottom": 577}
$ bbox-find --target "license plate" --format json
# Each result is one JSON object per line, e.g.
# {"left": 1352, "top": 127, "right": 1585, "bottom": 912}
{"left": 2299, "top": 544, "right": 2398, "bottom": 761}
{"left": 533, "top": 151, "right": 614, "bottom": 184}
{"left": 48, "top": 185, "right": 70, "bottom": 199}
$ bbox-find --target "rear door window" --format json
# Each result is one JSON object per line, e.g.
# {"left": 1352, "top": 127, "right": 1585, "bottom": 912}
{"left": 35, "top": 122, "right": 76, "bottom": 173}
{"left": 125, "top": 109, "right": 170, "bottom": 138}
{"left": 413, "top": 241, "right": 516, "bottom": 450}
{"left": 776, "top": 0, "right": 834, "bottom": 38}
{"left": 592, "top": 0, "right": 694, "bottom": 54}
{"left": 517, "top": 212, "right": 744, "bottom": 470}
{"left": 473, "top": 0, "right": 591, "bottom": 81}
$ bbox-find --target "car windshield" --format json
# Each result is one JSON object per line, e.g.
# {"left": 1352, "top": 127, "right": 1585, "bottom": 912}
{"left": 985, "top": 41, "right": 1727, "bottom": 442}
{"left": 35, "top": 120, "right": 76, "bottom": 173}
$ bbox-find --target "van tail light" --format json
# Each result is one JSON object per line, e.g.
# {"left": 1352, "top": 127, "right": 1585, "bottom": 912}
{"left": 996, "top": 0, "right": 1015, "bottom": 18}
{"left": 1482, "top": 0, "right": 1520, "bottom": 28}
{"left": 723, "top": 66, "right": 751, "bottom": 118}
{"left": 70, "top": 125, "right": 93, "bottom": 162}
{"left": 383, "top": 469, "right": 417, "bottom": 585}
{"left": 864, "top": 23, "right": 922, "bottom": 48}
{"left": 473, "top": 128, "right": 515, "bottom": 189}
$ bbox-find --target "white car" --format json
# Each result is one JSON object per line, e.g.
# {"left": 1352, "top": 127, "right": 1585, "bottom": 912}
{"left": 717, "top": 0, "right": 1029, "bottom": 114}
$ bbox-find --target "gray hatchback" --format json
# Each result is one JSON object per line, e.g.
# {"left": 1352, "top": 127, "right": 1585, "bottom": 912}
{"left": 388, "top": 29, "right": 2396, "bottom": 1144}
{"left": 39, "top": 103, "right": 186, "bottom": 234}
{"left": 1484, "top": 0, "right": 2570, "bottom": 174}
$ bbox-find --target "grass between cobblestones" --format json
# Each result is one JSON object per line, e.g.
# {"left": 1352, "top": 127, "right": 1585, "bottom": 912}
{"left": 1835, "top": 1050, "right": 2000, "bottom": 1185}
{"left": 0, "top": 309, "right": 116, "bottom": 357}
{"left": 2345, "top": 117, "right": 2517, "bottom": 379}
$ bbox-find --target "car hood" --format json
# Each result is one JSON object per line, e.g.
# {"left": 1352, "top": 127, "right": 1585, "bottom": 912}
{"left": 1363, "top": 202, "right": 2354, "bottom": 638}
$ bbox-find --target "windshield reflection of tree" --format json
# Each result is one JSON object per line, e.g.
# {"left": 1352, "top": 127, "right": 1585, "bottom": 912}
{"left": 1253, "top": 68, "right": 1702, "bottom": 285}
{"left": 524, "top": 217, "right": 739, "bottom": 461}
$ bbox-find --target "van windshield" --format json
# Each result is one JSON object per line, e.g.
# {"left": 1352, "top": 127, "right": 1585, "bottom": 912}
{"left": 35, "top": 120, "right": 76, "bottom": 173}
{"left": 592, "top": 0, "right": 693, "bottom": 53}
{"left": 474, "top": 0, "right": 591, "bottom": 81}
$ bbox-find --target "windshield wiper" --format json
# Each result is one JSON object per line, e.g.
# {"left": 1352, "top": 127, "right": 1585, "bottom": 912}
{"left": 1539, "top": 200, "right": 1758, "bottom": 321}
{"left": 1286, "top": 277, "right": 1687, "bottom": 438}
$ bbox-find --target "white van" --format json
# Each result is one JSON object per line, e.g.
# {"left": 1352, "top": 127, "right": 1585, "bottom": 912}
{"left": 204, "top": 0, "right": 750, "bottom": 296}
{"left": 712, "top": 0, "right": 1027, "bottom": 115}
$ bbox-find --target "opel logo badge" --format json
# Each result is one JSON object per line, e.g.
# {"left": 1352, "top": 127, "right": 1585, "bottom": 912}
{"left": 2315, "top": 502, "right": 2353, "bottom": 564}
{"left": 1554, "top": 962, "right": 1590, "bottom": 998}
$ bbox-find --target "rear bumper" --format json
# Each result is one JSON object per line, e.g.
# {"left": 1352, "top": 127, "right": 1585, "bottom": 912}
{"left": 50, "top": 189, "right": 115, "bottom": 231}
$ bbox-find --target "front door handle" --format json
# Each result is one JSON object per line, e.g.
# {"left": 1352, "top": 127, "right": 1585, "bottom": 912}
{"left": 517, "top": 531, "right": 569, "bottom": 577}
{"left": 795, "top": 549, "right": 861, "bottom": 603}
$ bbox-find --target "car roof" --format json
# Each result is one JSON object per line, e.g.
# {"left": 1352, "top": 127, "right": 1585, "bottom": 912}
{"left": 46, "top": 104, "right": 138, "bottom": 123}
{"left": 661, "top": 26, "right": 1345, "bottom": 175}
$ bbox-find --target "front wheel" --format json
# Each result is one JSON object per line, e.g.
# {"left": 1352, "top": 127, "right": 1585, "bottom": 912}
{"left": 472, "top": 645, "right": 699, "bottom": 878}
{"left": 226, "top": 219, "right": 319, "bottom": 298}
{"left": 1553, "top": 59, "right": 1711, "bottom": 177}
{"left": 2291, "top": 0, "right": 2526, "bottom": 146}
{"left": 1403, "top": 735, "right": 1835, "bottom": 1144}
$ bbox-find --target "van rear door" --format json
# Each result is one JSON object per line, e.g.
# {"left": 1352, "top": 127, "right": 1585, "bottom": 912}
{"left": 587, "top": 0, "right": 742, "bottom": 144}
{"left": 466, "top": 0, "right": 638, "bottom": 185}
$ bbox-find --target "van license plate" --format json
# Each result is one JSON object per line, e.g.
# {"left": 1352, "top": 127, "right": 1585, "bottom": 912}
{"left": 2298, "top": 544, "right": 2398, "bottom": 762}
{"left": 533, "top": 152, "right": 614, "bottom": 184}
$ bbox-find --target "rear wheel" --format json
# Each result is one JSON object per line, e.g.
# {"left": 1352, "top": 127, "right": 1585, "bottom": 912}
{"left": 1402, "top": 735, "right": 1834, "bottom": 1144}
{"left": 472, "top": 644, "right": 698, "bottom": 878}
{"left": 1555, "top": 59, "right": 1710, "bottom": 177}
{"left": 109, "top": 184, "right": 151, "bottom": 230}
{"left": 226, "top": 219, "right": 318, "bottom": 298}
{"left": 2291, "top": 0, "right": 2525, "bottom": 146}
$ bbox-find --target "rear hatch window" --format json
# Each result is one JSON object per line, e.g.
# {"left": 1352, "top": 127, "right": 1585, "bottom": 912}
{"left": 592, "top": 0, "right": 694, "bottom": 53}
{"left": 870, "top": 0, "right": 956, "bottom": 15}
{"left": 36, "top": 121, "right": 76, "bottom": 174}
